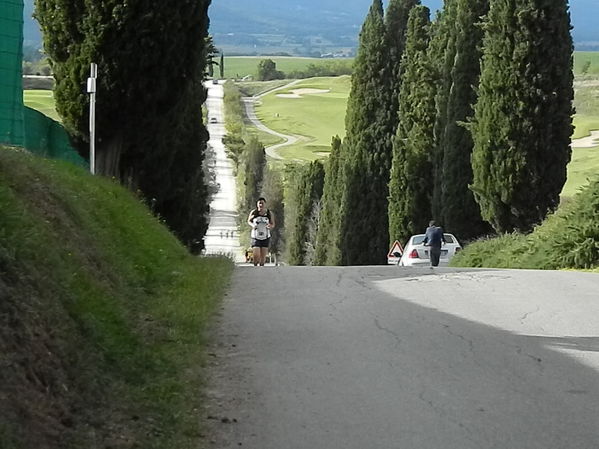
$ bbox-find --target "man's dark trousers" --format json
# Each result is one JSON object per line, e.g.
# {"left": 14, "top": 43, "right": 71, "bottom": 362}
{"left": 430, "top": 246, "right": 441, "bottom": 266}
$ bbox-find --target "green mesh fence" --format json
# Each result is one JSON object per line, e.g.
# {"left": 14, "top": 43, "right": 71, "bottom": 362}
{"left": 23, "top": 106, "right": 87, "bottom": 167}
{"left": 0, "top": 0, "right": 25, "bottom": 146}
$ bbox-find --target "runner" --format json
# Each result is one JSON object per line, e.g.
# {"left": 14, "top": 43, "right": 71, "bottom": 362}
{"left": 247, "top": 197, "right": 275, "bottom": 266}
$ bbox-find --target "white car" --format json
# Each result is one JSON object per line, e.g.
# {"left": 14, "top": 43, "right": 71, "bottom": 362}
{"left": 398, "top": 233, "right": 462, "bottom": 267}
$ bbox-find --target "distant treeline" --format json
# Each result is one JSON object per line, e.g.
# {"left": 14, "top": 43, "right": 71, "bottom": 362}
{"left": 255, "top": 58, "right": 353, "bottom": 81}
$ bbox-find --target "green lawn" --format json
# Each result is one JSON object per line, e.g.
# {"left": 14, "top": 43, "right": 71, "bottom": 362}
{"left": 572, "top": 77, "right": 599, "bottom": 138}
{"left": 574, "top": 51, "right": 599, "bottom": 76}
{"left": 562, "top": 145, "right": 599, "bottom": 197}
{"left": 254, "top": 76, "right": 350, "bottom": 160}
{"left": 23, "top": 89, "right": 60, "bottom": 122}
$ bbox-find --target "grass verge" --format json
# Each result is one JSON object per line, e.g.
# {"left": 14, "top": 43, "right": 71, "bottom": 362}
{"left": 0, "top": 147, "right": 233, "bottom": 449}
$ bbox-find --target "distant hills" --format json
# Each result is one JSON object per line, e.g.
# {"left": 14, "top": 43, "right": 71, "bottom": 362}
{"left": 23, "top": 0, "right": 599, "bottom": 55}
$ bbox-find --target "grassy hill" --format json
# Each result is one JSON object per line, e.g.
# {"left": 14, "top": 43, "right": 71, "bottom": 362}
{"left": 0, "top": 147, "right": 233, "bottom": 449}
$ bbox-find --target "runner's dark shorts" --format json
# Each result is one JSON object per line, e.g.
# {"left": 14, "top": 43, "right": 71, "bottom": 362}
{"left": 251, "top": 238, "right": 270, "bottom": 248}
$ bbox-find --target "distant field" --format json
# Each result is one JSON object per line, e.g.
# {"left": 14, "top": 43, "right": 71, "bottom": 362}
{"left": 574, "top": 52, "right": 599, "bottom": 75}
{"left": 23, "top": 90, "right": 60, "bottom": 122}
{"left": 562, "top": 144, "right": 599, "bottom": 197}
{"left": 223, "top": 56, "right": 353, "bottom": 80}
{"left": 255, "top": 76, "right": 350, "bottom": 161}
{"left": 572, "top": 78, "right": 599, "bottom": 138}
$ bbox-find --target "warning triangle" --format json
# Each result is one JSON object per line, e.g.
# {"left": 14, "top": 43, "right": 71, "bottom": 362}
{"left": 387, "top": 240, "right": 404, "bottom": 258}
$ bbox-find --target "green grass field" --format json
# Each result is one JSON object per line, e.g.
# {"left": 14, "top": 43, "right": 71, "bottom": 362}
{"left": 572, "top": 79, "right": 599, "bottom": 138}
{"left": 223, "top": 56, "right": 353, "bottom": 80}
{"left": 574, "top": 51, "right": 599, "bottom": 75}
{"left": 254, "top": 76, "right": 350, "bottom": 160}
{"left": 23, "top": 89, "right": 61, "bottom": 122}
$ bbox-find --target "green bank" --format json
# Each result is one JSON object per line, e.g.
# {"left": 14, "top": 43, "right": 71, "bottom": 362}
{"left": 0, "top": 147, "right": 233, "bottom": 449}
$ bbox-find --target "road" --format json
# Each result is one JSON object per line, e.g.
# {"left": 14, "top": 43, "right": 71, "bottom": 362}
{"left": 203, "top": 266, "right": 599, "bottom": 449}
{"left": 203, "top": 81, "right": 244, "bottom": 262}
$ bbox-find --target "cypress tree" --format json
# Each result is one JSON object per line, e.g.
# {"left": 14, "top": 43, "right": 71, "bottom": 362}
{"left": 385, "top": 0, "right": 420, "bottom": 134}
{"left": 440, "top": 0, "right": 491, "bottom": 240}
{"left": 261, "top": 165, "right": 285, "bottom": 262}
{"left": 241, "top": 136, "right": 266, "bottom": 215}
{"left": 314, "top": 135, "right": 344, "bottom": 265}
{"left": 287, "top": 161, "right": 325, "bottom": 266}
{"left": 388, "top": 5, "right": 436, "bottom": 246}
{"left": 340, "top": 0, "right": 394, "bottom": 265}
{"left": 35, "top": 0, "right": 212, "bottom": 251}
{"left": 428, "top": 0, "right": 458, "bottom": 220}
{"left": 470, "top": 0, "right": 574, "bottom": 233}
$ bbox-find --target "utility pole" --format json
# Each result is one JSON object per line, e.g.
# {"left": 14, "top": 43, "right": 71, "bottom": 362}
{"left": 87, "top": 63, "right": 98, "bottom": 174}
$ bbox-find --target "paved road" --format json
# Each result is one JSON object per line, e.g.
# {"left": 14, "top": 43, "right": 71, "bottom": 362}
{"left": 203, "top": 266, "right": 599, "bottom": 449}
{"left": 203, "top": 81, "right": 244, "bottom": 262}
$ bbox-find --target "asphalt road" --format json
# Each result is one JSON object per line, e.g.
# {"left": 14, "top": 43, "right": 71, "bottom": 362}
{"left": 203, "top": 81, "right": 244, "bottom": 262}
{"left": 203, "top": 266, "right": 599, "bottom": 449}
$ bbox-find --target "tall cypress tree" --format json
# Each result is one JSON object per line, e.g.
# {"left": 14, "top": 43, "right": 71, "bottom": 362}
{"left": 428, "top": 0, "right": 458, "bottom": 220}
{"left": 314, "top": 135, "right": 344, "bottom": 265}
{"left": 261, "top": 165, "right": 285, "bottom": 262}
{"left": 241, "top": 136, "right": 266, "bottom": 215}
{"left": 35, "top": 0, "right": 212, "bottom": 251}
{"left": 440, "top": 0, "right": 491, "bottom": 240}
{"left": 388, "top": 5, "right": 436, "bottom": 246}
{"left": 385, "top": 0, "right": 420, "bottom": 136}
{"left": 287, "top": 161, "right": 325, "bottom": 266}
{"left": 339, "top": 0, "right": 394, "bottom": 265}
{"left": 470, "top": 0, "right": 574, "bottom": 233}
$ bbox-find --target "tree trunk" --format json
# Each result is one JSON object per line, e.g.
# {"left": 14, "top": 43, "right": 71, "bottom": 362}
{"left": 95, "top": 134, "right": 123, "bottom": 179}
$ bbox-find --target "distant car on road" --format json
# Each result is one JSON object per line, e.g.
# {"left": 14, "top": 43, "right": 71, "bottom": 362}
{"left": 398, "top": 233, "right": 462, "bottom": 267}
{"left": 209, "top": 117, "right": 217, "bottom": 124}
{"left": 212, "top": 79, "right": 218, "bottom": 85}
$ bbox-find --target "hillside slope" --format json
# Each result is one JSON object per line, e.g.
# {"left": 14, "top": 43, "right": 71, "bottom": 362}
{"left": 0, "top": 147, "right": 233, "bottom": 449}
{"left": 24, "top": 0, "right": 598, "bottom": 53}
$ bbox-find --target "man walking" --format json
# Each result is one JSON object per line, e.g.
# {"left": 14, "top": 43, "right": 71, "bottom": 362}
{"left": 422, "top": 220, "right": 446, "bottom": 267}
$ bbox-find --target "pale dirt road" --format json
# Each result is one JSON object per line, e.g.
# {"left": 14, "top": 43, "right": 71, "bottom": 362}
{"left": 202, "top": 266, "right": 599, "bottom": 449}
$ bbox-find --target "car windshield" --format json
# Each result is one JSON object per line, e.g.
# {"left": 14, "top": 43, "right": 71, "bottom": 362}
{"left": 412, "top": 234, "right": 455, "bottom": 245}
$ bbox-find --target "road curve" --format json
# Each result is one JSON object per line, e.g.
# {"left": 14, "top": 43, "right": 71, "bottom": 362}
{"left": 243, "top": 80, "right": 304, "bottom": 160}
{"left": 203, "top": 266, "right": 599, "bottom": 449}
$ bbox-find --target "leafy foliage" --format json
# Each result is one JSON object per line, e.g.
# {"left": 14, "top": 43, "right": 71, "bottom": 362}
{"left": 388, "top": 5, "right": 435, "bottom": 246}
{"left": 470, "top": 0, "right": 574, "bottom": 233}
{"left": 257, "top": 59, "right": 284, "bottom": 81}
{"left": 314, "top": 136, "right": 344, "bottom": 265}
{"left": 338, "top": 0, "right": 395, "bottom": 265}
{"left": 452, "top": 176, "right": 599, "bottom": 270}
{"left": 34, "top": 0, "right": 212, "bottom": 251}
{"left": 240, "top": 136, "right": 267, "bottom": 216}
{"left": 286, "top": 161, "right": 325, "bottom": 265}
{"left": 439, "top": 0, "right": 491, "bottom": 240}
